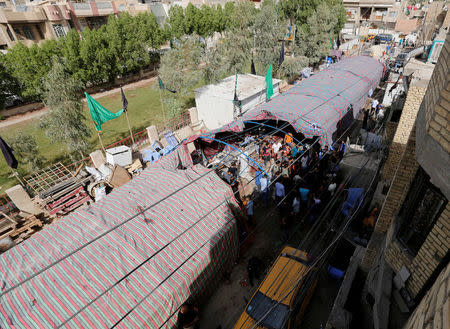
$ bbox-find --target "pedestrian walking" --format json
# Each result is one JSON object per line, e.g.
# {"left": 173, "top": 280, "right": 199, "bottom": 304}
{"left": 275, "top": 180, "right": 285, "bottom": 205}
{"left": 177, "top": 304, "right": 200, "bottom": 329}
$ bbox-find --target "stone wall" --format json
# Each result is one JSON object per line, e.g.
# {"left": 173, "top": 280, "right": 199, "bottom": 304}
{"left": 402, "top": 262, "right": 450, "bottom": 329}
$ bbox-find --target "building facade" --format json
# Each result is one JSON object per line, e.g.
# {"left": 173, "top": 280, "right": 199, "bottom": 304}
{"left": 361, "top": 32, "right": 449, "bottom": 329}
{"left": 0, "top": 0, "right": 158, "bottom": 50}
{"left": 342, "top": 0, "right": 405, "bottom": 35}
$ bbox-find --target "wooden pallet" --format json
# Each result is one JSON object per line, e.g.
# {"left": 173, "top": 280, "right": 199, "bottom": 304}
{"left": 45, "top": 187, "right": 91, "bottom": 217}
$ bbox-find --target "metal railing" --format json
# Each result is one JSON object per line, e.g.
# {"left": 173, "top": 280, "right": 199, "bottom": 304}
{"left": 157, "top": 111, "right": 191, "bottom": 136}
{"left": 0, "top": 194, "right": 18, "bottom": 216}
{"left": 106, "top": 129, "right": 150, "bottom": 150}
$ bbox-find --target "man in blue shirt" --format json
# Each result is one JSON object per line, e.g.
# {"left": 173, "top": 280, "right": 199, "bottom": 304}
{"left": 275, "top": 181, "right": 285, "bottom": 206}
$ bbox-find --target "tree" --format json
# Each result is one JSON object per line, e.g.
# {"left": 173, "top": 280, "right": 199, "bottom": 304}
{"left": 61, "top": 29, "right": 85, "bottom": 83}
{"left": 2, "top": 40, "right": 60, "bottom": 99}
{"left": 135, "top": 12, "right": 166, "bottom": 49}
{"left": 296, "top": 3, "right": 338, "bottom": 65}
{"left": 279, "top": 56, "right": 309, "bottom": 81}
{"left": 105, "top": 13, "right": 149, "bottom": 77}
{"left": 9, "top": 133, "right": 45, "bottom": 169}
{"left": 167, "top": 5, "right": 185, "bottom": 39}
{"left": 0, "top": 60, "right": 20, "bottom": 109}
{"left": 279, "top": 0, "right": 320, "bottom": 28}
{"left": 39, "top": 59, "right": 91, "bottom": 158}
{"left": 159, "top": 35, "right": 204, "bottom": 98}
{"left": 223, "top": 2, "right": 235, "bottom": 30}
{"left": 184, "top": 3, "right": 201, "bottom": 35}
{"left": 253, "top": 0, "right": 285, "bottom": 72}
{"left": 79, "top": 26, "right": 115, "bottom": 84}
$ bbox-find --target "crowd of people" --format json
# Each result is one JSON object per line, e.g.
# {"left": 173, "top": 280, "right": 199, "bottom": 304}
{"left": 214, "top": 132, "right": 348, "bottom": 244}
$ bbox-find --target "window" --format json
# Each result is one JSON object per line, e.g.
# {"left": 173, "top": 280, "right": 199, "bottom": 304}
{"left": 6, "top": 27, "right": 15, "bottom": 41}
{"left": 389, "top": 11, "right": 397, "bottom": 17}
{"left": 12, "top": 27, "right": 23, "bottom": 40}
{"left": 0, "top": 2, "right": 7, "bottom": 8}
{"left": 52, "top": 24, "right": 66, "bottom": 38}
{"left": 397, "top": 168, "right": 447, "bottom": 255}
{"left": 36, "top": 24, "right": 44, "bottom": 39}
{"left": 22, "top": 25, "right": 35, "bottom": 40}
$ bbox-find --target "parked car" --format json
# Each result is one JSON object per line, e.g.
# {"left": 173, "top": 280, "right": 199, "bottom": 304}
{"left": 375, "top": 34, "right": 393, "bottom": 44}
{"left": 395, "top": 52, "right": 409, "bottom": 68}
{"left": 233, "top": 246, "right": 318, "bottom": 329}
{"left": 4, "top": 94, "right": 24, "bottom": 108}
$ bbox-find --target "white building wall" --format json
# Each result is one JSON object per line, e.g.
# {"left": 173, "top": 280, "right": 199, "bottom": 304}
{"left": 195, "top": 81, "right": 280, "bottom": 131}
{"left": 195, "top": 93, "right": 234, "bottom": 131}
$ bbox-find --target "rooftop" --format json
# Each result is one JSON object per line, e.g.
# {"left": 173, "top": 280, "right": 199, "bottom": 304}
{"left": 194, "top": 74, "right": 281, "bottom": 101}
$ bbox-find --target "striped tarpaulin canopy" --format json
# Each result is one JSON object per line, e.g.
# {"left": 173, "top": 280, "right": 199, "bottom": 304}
{"left": 0, "top": 148, "right": 239, "bottom": 328}
{"left": 192, "top": 56, "right": 384, "bottom": 146}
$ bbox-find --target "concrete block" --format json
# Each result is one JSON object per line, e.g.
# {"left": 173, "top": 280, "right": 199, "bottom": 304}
{"left": 175, "top": 125, "right": 194, "bottom": 141}
{"left": 89, "top": 150, "right": 106, "bottom": 168}
{"left": 5, "top": 185, "right": 42, "bottom": 215}
{"left": 146, "top": 125, "right": 159, "bottom": 144}
{"left": 188, "top": 107, "right": 199, "bottom": 125}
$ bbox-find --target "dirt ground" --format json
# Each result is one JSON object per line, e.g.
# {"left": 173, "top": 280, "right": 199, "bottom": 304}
{"left": 198, "top": 198, "right": 342, "bottom": 329}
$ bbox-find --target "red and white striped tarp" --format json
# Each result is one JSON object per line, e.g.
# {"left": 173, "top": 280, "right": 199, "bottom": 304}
{"left": 188, "top": 56, "right": 384, "bottom": 146}
{"left": 0, "top": 154, "right": 239, "bottom": 328}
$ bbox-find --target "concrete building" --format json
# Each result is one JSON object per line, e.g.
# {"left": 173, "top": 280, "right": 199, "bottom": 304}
{"left": 342, "top": 0, "right": 405, "bottom": 36}
{"left": 360, "top": 32, "right": 449, "bottom": 329}
{"left": 0, "top": 0, "right": 156, "bottom": 49}
{"left": 194, "top": 74, "right": 281, "bottom": 131}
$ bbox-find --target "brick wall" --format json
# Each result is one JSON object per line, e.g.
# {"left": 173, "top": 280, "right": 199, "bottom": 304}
{"left": 402, "top": 261, "right": 449, "bottom": 329}
{"left": 384, "top": 202, "right": 449, "bottom": 298}
{"left": 361, "top": 125, "right": 419, "bottom": 271}
{"left": 423, "top": 32, "right": 450, "bottom": 155}
{"left": 382, "top": 86, "right": 427, "bottom": 183}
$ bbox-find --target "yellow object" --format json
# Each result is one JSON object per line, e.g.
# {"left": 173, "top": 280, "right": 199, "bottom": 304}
{"left": 233, "top": 246, "right": 318, "bottom": 329}
{"left": 284, "top": 134, "right": 293, "bottom": 144}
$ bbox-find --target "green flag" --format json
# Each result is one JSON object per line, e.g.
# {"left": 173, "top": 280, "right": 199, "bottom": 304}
{"left": 85, "top": 92, "right": 124, "bottom": 132}
{"left": 265, "top": 64, "right": 273, "bottom": 101}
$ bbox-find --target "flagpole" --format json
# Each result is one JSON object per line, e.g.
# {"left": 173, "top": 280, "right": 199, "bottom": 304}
{"left": 158, "top": 86, "right": 167, "bottom": 129}
{"left": 10, "top": 168, "right": 24, "bottom": 186}
{"left": 124, "top": 110, "right": 135, "bottom": 148}
{"left": 94, "top": 124, "right": 106, "bottom": 153}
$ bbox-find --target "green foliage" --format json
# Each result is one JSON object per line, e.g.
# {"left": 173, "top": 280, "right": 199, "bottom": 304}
{"left": 279, "top": 56, "right": 309, "bottom": 81}
{"left": 39, "top": 59, "right": 91, "bottom": 157}
{"left": 79, "top": 26, "right": 115, "bottom": 84}
{"left": 162, "top": 96, "right": 183, "bottom": 119}
{"left": 159, "top": 36, "right": 204, "bottom": 98}
{"left": 253, "top": 0, "right": 285, "bottom": 72}
{"left": 105, "top": 13, "right": 149, "bottom": 77}
{"left": 280, "top": 0, "right": 346, "bottom": 31}
{"left": 1, "top": 40, "right": 61, "bottom": 99}
{"left": 0, "top": 59, "right": 20, "bottom": 109}
{"left": 167, "top": 5, "right": 185, "bottom": 39}
{"left": 135, "top": 12, "right": 166, "bottom": 49}
{"left": 61, "top": 29, "right": 85, "bottom": 83}
{"left": 9, "top": 133, "right": 45, "bottom": 169}
{"left": 296, "top": 3, "right": 339, "bottom": 65}
{"left": 3, "top": 12, "right": 167, "bottom": 99}
{"left": 166, "top": 3, "right": 233, "bottom": 39}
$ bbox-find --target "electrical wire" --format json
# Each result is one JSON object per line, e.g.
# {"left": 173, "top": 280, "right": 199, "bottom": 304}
{"left": 3, "top": 62, "right": 385, "bottom": 328}
{"left": 156, "top": 112, "right": 376, "bottom": 329}
{"left": 244, "top": 159, "right": 380, "bottom": 329}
